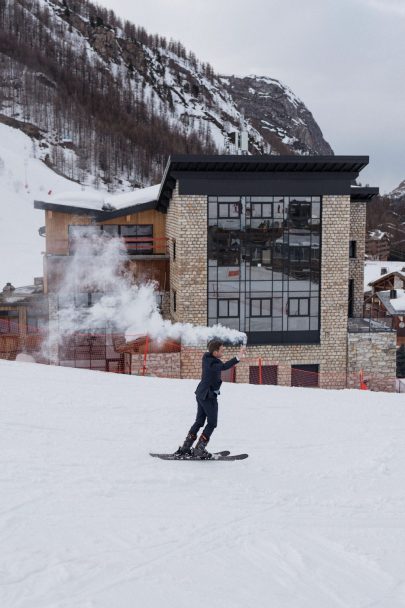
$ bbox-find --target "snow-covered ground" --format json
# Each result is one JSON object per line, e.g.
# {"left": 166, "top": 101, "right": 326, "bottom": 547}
{"left": 0, "top": 123, "right": 97, "bottom": 288}
{"left": 1, "top": 360, "right": 405, "bottom": 607}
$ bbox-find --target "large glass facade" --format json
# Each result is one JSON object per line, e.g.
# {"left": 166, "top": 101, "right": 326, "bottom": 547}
{"left": 207, "top": 196, "right": 321, "bottom": 343}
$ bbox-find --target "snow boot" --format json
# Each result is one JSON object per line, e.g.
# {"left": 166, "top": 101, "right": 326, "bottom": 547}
{"left": 192, "top": 434, "right": 212, "bottom": 459}
{"left": 174, "top": 432, "right": 197, "bottom": 458}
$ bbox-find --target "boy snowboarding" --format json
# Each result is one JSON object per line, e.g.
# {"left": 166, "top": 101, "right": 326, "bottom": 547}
{"left": 175, "top": 339, "right": 246, "bottom": 459}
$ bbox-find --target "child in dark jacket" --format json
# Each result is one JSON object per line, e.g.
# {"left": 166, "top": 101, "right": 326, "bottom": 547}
{"left": 176, "top": 339, "right": 246, "bottom": 459}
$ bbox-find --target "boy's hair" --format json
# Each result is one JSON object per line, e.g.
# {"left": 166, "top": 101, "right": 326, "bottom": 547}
{"left": 208, "top": 339, "right": 224, "bottom": 355}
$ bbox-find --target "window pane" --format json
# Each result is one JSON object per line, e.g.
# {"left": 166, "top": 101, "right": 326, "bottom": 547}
{"left": 289, "top": 299, "right": 298, "bottom": 315}
{"left": 250, "top": 299, "right": 259, "bottom": 317}
{"left": 262, "top": 203, "right": 272, "bottom": 217}
{"left": 312, "top": 201, "right": 320, "bottom": 218}
{"left": 300, "top": 299, "right": 309, "bottom": 315}
{"left": 218, "top": 300, "right": 228, "bottom": 316}
{"left": 136, "top": 225, "right": 153, "bottom": 236}
{"left": 75, "top": 293, "right": 89, "bottom": 307}
{"left": 262, "top": 299, "right": 272, "bottom": 316}
{"left": 102, "top": 225, "right": 119, "bottom": 237}
{"left": 229, "top": 300, "right": 239, "bottom": 317}
{"left": 218, "top": 204, "right": 228, "bottom": 218}
{"left": 229, "top": 202, "right": 241, "bottom": 218}
{"left": 208, "top": 202, "right": 217, "bottom": 218}
{"left": 121, "top": 225, "right": 138, "bottom": 237}
{"left": 208, "top": 299, "right": 217, "bottom": 317}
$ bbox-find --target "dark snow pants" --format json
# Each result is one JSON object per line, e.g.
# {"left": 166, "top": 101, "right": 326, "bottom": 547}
{"left": 189, "top": 395, "right": 218, "bottom": 440}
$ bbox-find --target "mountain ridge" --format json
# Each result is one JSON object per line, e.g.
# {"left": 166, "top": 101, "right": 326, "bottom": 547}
{"left": 0, "top": 0, "right": 333, "bottom": 191}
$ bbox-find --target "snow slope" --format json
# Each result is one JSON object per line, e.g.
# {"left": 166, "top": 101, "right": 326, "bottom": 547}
{"left": 0, "top": 123, "right": 98, "bottom": 287}
{"left": 1, "top": 360, "right": 405, "bottom": 607}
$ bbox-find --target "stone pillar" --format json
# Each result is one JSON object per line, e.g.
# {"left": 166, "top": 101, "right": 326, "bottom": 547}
{"left": 350, "top": 201, "right": 367, "bottom": 317}
{"left": 166, "top": 184, "right": 207, "bottom": 325}
{"left": 319, "top": 195, "right": 351, "bottom": 389}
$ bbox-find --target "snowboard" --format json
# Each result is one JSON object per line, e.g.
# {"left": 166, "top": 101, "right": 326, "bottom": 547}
{"left": 150, "top": 451, "right": 248, "bottom": 461}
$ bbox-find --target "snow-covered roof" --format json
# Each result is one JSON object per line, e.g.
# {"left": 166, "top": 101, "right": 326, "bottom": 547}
{"left": 368, "top": 229, "right": 389, "bottom": 241}
{"left": 46, "top": 184, "right": 161, "bottom": 213}
{"left": 364, "top": 261, "right": 405, "bottom": 291}
{"left": 390, "top": 289, "right": 405, "bottom": 313}
{"left": 377, "top": 289, "right": 405, "bottom": 315}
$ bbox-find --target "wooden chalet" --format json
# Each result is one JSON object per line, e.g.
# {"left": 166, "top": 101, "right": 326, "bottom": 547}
{"left": 365, "top": 272, "right": 405, "bottom": 345}
{"left": 34, "top": 185, "right": 170, "bottom": 371}
{"left": 0, "top": 280, "right": 48, "bottom": 361}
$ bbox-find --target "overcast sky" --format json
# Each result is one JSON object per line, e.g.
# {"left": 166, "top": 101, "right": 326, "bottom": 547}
{"left": 98, "top": 0, "right": 404, "bottom": 193}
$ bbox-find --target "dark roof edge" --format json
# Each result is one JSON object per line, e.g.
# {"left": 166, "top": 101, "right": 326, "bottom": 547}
{"left": 96, "top": 201, "right": 158, "bottom": 221}
{"left": 34, "top": 199, "right": 159, "bottom": 219}
{"left": 159, "top": 154, "right": 372, "bottom": 210}
{"left": 168, "top": 154, "right": 370, "bottom": 166}
{"left": 34, "top": 200, "right": 100, "bottom": 217}
{"left": 350, "top": 186, "right": 379, "bottom": 201}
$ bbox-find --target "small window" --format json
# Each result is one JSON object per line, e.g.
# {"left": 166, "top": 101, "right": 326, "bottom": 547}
{"left": 218, "top": 202, "right": 241, "bottom": 218}
{"left": 173, "top": 290, "right": 177, "bottom": 313}
{"left": 121, "top": 225, "right": 153, "bottom": 254}
{"left": 291, "top": 364, "right": 319, "bottom": 388}
{"left": 250, "top": 298, "right": 272, "bottom": 317}
{"left": 172, "top": 239, "right": 176, "bottom": 260}
{"left": 68, "top": 225, "right": 101, "bottom": 253}
{"left": 0, "top": 310, "right": 19, "bottom": 334}
{"left": 249, "top": 365, "right": 278, "bottom": 385}
{"left": 218, "top": 298, "right": 239, "bottom": 318}
{"left": 251, "top": 202, "right": 273, "bottom": 218}
{"left": 349, "top": 240, "right": 357, "bottom": 258}
{"left": 288, "top": 297, "right": 310, "bottom": 317}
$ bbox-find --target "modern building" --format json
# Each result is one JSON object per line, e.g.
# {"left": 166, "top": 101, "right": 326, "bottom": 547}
{"left": 34, "top": 155, "right": 398, "bottom": 391}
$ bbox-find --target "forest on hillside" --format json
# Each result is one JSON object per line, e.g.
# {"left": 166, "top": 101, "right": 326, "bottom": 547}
{"left": 0, "top": 0, "right": 217, "bottom": 188}
{"left": 367, "top": 195, "right": 405, "bottom": 259}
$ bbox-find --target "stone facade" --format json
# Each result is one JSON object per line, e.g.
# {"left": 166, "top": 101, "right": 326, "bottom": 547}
{"left": 119, "top": 189, "right": 397, "bottom": 392}
{"left": 171, "top": 194, "right": 353, "bottom": 390}
{"left": 166, "top": 183, "right": 207, "bottom": 325}
{"left": 131, "top": 352, "right": 181, "bottom": 378}
{"left": 349, "top": 202, "right": 367, "bottom": 317}
{"left": 348, "top": 332, "right": 397, "bottom": 392}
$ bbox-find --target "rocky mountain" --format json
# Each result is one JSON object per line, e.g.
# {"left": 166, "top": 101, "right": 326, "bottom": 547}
{"left": 0, "top": 0, "right": 333, "bottom": 190}
{"left": 221, "top": 75, "right": 333, "bottom": 156}
{"left": 390, "top": 180, "right": 405, "bottom": 203}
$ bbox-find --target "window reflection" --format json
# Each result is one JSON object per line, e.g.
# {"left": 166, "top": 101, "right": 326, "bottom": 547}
{"left": 207, "top": 196, "right": 321, "bottom": 336}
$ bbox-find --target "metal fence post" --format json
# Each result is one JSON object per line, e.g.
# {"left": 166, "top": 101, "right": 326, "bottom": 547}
{"left": 142, "top": 335, "right": 149, "bottom": 376}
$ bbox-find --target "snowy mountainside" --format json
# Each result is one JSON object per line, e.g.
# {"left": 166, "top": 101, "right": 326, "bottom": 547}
{"left": 1, "top": 359, "right": 405, "bottom": 607}
{"left": 390, "top": 179, "right": 405, "bottom": 202}
{"left": 0, "top": 122, "right": 100, "bottom": 287}
{"left": 1, "top": 0, "right": 333, "bottom": 191}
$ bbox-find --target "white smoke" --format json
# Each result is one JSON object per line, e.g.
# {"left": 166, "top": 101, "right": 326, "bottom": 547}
{"left": 53, "top": 233, "right": 246, "bottom": 348}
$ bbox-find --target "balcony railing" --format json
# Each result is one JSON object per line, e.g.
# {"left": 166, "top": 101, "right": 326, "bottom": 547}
{"left": 348, "top": 311, "right": 395, "bottom": 333}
